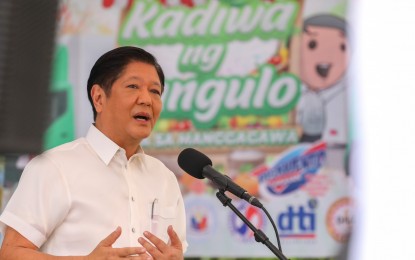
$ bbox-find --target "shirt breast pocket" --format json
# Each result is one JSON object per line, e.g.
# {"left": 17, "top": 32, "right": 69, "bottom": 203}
{"left": 151, "top": 205, "right": 177, "bottom": 243}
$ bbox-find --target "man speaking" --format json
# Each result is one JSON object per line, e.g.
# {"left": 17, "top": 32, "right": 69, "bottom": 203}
{"left": 0, "top": 46, "right": 187, "bottom": 259}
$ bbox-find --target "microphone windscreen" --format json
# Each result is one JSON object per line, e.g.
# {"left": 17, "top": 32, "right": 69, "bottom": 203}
{"left": 177, "top": 148, "right": 212, "bottom": 179}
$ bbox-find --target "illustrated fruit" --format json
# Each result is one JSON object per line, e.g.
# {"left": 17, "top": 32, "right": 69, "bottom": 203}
{"left": 234, "top": 174, "right": 259, "bottom": 197}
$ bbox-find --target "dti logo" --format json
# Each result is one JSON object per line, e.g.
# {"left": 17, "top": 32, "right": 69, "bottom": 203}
{"left": 277, "top": 199, "right": 317, "bottom": 239}
{"left": 229, "top": 201, "right": 266, "bottom": 242}
{"left": 256, "top": 142, "right": 326, "bottom": 195}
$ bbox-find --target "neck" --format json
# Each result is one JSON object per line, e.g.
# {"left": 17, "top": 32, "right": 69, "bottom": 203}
{"left": 123, "top": 143, "right": 142, "bottom": 160}
{"left": 94, "top": 122, "right": 142, "bottom": 160}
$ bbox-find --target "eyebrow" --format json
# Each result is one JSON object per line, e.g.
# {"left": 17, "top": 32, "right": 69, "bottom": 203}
{"left": 123, "top": 76, "right": 161, "bottom": 87}
{"left": 304, "top": 28, "right": 319, "bottom": 36}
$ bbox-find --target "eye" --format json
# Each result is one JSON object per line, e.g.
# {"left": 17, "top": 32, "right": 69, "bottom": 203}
{"left": 151, "top": 89, "right": 162, "bottom": 96}
{"left": 308, "top": 40, "right": 317, "bottom": 50}
{"left": 340, "top": 42, "right": 346, "bottom": 52}
{"left": 127, "top": 84, "right": 138, "bottom": 89}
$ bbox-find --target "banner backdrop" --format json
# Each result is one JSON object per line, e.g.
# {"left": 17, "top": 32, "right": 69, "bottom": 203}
{"left": 56, "top": 0, "right": 351, "bottom": 257}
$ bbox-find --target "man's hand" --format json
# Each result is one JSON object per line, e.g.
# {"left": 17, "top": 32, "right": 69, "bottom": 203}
{"left": 86, "top": 227, "right": 150, "bottom": 260}
{"left": 138, "top": 225, "right": 183, "bottom": 260}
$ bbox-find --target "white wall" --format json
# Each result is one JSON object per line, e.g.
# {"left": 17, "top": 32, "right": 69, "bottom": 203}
{"left": 350, "top": 1, "right": 415, "bottom": 259}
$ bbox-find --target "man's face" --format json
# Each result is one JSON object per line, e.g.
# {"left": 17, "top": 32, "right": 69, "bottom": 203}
{"left": 94, "top": 61, "right": 162, "bottom": 145}
{"left": 300, "top": 25, "right": 349, "bottom": 91}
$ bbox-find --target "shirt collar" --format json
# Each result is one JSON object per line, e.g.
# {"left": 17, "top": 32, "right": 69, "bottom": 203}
{"left": 86, "top": 124, "right": 145, "bottom": 165}
{"left": 86, "top": 124, "right": 120, "bottom": 165}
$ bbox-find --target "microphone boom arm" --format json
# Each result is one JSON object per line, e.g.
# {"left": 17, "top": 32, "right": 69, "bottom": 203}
{"left": 215, "top": 190, "right": 289, "bottom": 260}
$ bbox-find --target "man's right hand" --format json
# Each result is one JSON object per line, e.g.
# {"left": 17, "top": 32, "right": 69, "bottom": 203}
{"left": 0, "top": 225, "right": 150, "bottom": 260}
{"left": 86, "top": 227, "right": 150, "bottom": 260}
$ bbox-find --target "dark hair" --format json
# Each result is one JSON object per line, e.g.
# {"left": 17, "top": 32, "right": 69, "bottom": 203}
{"left": 87, "top": 46, "right": 165, "bottom": 120}
{"left": 303, "top": 14, "right": 347, "bottom": 35}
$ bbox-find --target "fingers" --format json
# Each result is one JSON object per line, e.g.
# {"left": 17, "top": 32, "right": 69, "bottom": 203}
{"left": 90, "top": 227, "right": 151, "bottom": 260}
{"left": 167, "top": 225, "right": 182, "bottom": 249}
{"left": 125, "top": 255, "right": 152, "bottom": 260}
{"left": 98, "top": 226, "right": 122, "bottom": 247}
{"left": 139, "top": 231, "right": 166, "bottom": 254}
{"left": 115, "top": 246, "right": 147, "bottom": 257}
{"left": 138, "top": 226, "right": 183, "bottom": 260}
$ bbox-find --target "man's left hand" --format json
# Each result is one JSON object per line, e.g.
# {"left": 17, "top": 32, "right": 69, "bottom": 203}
{"left": 138, "top": 225, "right": 183, "bottom": 260}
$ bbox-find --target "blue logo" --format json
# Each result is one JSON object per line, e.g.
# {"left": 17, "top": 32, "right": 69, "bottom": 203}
{"left": 229, "top": 201, "right": 266, "bottom": 242}
{"left": 185, "top": 195, "right": 217, "bottom": 239}
{"left": 277, "top": 199, "right": 317, "bottom": 239}
{"left": 256, "top": 142, "right": 326, "bottom": 195}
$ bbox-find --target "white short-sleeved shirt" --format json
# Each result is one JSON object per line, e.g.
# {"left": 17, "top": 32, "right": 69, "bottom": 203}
{"left": 0, "top": 125, "right": 188, "bottom": 255}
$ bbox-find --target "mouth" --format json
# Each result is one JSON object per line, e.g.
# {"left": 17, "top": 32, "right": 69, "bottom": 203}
{"left": 316, "top": 63, "right": 331, "bottom": 78}
{"left": 133, "top": 112, "right": 151, "bottom": 122}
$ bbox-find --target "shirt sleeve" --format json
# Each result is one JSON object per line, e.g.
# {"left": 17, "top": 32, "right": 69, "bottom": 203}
{"left": 0, "top": 154, "right": 71, "bottom": 247}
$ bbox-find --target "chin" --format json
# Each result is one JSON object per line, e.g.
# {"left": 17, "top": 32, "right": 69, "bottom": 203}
{"left": 134, "top": 132, "right": 150, "bottom": 141}
{"left": 128, "top": 129, "right": 151, "bottom": 143}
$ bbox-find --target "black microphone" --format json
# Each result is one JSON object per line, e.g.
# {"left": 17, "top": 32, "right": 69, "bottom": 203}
{"left": 178, "top": 148, "right": 263, "bottom": 208}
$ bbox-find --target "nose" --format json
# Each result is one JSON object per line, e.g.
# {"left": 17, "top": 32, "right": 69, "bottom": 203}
{"left": 137, "top": 88, "right": 151, "bottom": 106}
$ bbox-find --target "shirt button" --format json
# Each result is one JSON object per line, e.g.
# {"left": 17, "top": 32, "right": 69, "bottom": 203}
{"left": 132, "top": 228, "right": 136, "bottom": 233}
{"left": 131, "top": 196, "right": 135, "bottom": 202}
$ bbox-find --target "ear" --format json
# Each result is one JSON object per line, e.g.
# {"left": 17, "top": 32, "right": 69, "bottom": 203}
{"left": 91, "top": 84, "right": 106, "bottom": 114}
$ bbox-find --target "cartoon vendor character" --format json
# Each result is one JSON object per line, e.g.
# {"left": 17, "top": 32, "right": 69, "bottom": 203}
{"left": 296, "top": 14, "right": 349, "bottom": 144}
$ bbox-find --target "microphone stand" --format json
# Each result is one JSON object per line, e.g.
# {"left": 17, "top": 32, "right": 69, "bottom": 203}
{"left": 216, "top": 190, "right": 289, "bottom": 260}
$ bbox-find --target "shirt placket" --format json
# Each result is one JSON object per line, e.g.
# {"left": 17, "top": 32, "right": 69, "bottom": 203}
{"left": 123, "top": 157, "right": 142, "bottom": 246}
